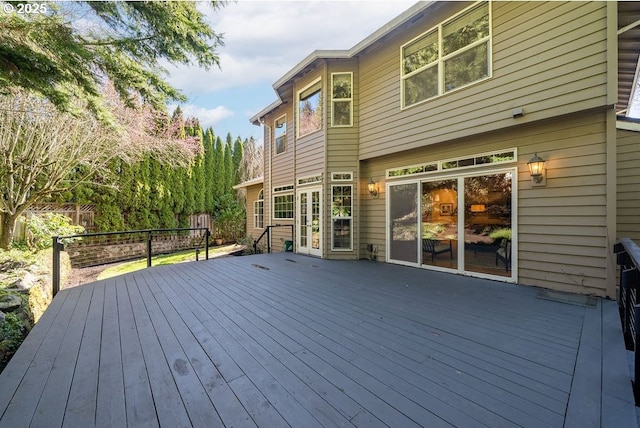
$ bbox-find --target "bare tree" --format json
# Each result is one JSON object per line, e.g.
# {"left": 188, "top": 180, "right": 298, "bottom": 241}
{"left": 240, "top": 137, "right": 264, "bottom": 183}
{"left": 0, "top": 87, "right": 199, "bottom": 248}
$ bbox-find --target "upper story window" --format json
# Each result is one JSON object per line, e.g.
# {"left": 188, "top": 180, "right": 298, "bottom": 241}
{"left": 401, "top": 1, "right": 490, "bottom": 108}
{"left": 331, "top": 73, "right": 352, "bottom": 127}
{"left": 297, "top": 78, "right": 322, "bottom": 137}
{"left": 274, "top": 115, "right": 287, "bottom": 154}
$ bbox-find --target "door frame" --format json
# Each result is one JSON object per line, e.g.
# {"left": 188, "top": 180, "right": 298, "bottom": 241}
{"left": 386, "top": 167, "right": 517, "bottom": 282}
{"left": 296, "top": 186, "right": 323, "bottom": 257}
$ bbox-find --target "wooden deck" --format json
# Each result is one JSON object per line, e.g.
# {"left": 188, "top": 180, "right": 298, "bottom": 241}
{"left": 0, "top": 253, "right": 636, "bottom": 427}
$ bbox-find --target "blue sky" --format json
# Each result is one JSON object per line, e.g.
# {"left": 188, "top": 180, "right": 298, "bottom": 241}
{"left": 165, "top": 1, "right": 416, "bottom": 144}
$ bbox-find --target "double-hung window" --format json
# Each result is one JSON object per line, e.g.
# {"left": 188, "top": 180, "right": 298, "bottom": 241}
{"left": 331, "top": 73, "right": 352, "bottom": 127}
{"left": 402, "top": 1, "right": 490, "bottom": 108}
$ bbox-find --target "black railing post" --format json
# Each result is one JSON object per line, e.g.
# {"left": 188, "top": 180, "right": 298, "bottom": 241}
{"left": 267, "top": 226, "right": 272, "bottom": 253}
{"left": 205, "top": 229, "right": 210, "bottom": 260}
{"left": 52, "top": 236, "right": 63, "bottom": 297}
{"left": 147, "top": 231, "right": 152, "bottom": 268}
{"left": 634, "top": 304, "right": 640, "bottom": 391}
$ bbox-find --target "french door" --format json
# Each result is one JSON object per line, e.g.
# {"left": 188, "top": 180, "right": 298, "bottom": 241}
{"left": 297, "top": 187, "right": 322, "bottom": 257}
{"left": 388, "top": 169, "right": 515, "bottom": 281}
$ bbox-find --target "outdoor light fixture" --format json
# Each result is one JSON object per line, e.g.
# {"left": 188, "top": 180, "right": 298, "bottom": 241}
{"left": 368, "top": 178, "right": 379, "bottom": 198}
{"left": 527, "top": 153, "right": 546, "bottom": 185}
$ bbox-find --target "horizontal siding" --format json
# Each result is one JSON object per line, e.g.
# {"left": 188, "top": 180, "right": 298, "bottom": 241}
{"left": 361, "top": 110, "right": 608, "bottom": 295}
{"left": 617, "top": 129, "right": 640, "bottom": 242}
{"left": 358, "top": 1, "right": 608, "bottom": 160}
{"left": 294, "top": 70, "right": 326, "bottom": 179}
{"left": 269, "top": 104, "right": 295, "bottom": 188}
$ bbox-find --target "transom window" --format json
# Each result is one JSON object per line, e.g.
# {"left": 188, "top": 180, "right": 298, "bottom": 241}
{"left": 274, "top": 115, "right": 287, "bottom": 154}
{"left": 297, "top": 78, "right": 323, "bottom": 137}
{"left": 331, "top": 73, "right": 352, "bottom": 127}
{"left": 401, "top": 1, "right": 490, "bottom": 108}
{"left": 386, "top": 149, "right": 515, "bottom": 179}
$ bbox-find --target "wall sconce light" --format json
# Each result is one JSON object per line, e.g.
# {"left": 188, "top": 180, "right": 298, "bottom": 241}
{"left": 527, "top": 153, "right": 546, "bottom": 186}
{"left": 368, "top": 178, "right": 379, "bottom": 198}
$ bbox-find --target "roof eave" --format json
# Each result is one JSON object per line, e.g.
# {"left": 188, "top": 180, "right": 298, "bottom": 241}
{"left": 249, "top": 1, "right": 435, "bottom": 125}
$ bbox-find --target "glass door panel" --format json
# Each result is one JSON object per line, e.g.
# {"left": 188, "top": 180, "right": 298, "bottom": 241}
{"left": 299, "top": 192, "right": 308, "bottom": 249}
{"left": 463, "top": 172, "right": 512, "bottom": 277}
{"left": 389, "top": 183, "right": 419, "bottom": 264}
{"left": 311, "top": 190, "right": 320, "bottom": 251}
{"left": 421, "top": 180, "right": 458, "bottom": 269}
{"left": 297, "top": 187, "right": 322, "bottom": 257}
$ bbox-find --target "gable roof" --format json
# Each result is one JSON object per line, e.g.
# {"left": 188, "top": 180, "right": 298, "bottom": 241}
{"left": 250, "top": 1, "right": 434, "bottom": 125}
{"left": 251, "top": 1, "right": 640, "bottom": 125}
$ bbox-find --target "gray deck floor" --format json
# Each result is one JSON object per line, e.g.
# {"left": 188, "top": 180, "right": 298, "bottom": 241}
{"left": 0, "top": 253, "right": 636, "bottom": 427}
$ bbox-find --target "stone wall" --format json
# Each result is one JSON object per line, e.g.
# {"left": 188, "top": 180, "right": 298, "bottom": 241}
{"left": 65, "top": 236, "right": 204, "bottom": 268}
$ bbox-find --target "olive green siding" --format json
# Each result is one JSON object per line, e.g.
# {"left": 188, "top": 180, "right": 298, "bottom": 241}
{"left": 617, "top": 128, "right": 640, "bottom": 241}
{"left": 245, "top": 184, "right": 264, "bottom": 243}
{"left": 248, "top": 1, "right": 624, "bottom": 295}
{"left": 361, "top": 110, "right": 610, "bottom": 296}
{"left": 358, "top": 1, "right": 609, "bottom": 160}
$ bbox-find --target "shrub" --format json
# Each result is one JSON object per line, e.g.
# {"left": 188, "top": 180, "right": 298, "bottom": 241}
{"left": 0, "top": 311, "right": 29, "bottom": 372}
{"left": 25, "top": 213, "right": 85, "bottom": 250}
{"left": 489, "top": 228, "right": 512, "bottom": 241}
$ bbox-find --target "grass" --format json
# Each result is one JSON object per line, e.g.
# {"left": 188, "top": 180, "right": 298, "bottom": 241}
{"left": 97, "top": 244, "right": 239, "bottom": 280}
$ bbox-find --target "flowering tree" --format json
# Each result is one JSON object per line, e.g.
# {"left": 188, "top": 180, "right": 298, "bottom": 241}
{"left": 0, "top": 86, "right": 199, "bottom": 249}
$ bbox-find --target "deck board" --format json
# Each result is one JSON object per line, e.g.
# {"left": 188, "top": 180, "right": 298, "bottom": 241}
{"left": 0, "top": 253, "right": 636, "bottom": 428}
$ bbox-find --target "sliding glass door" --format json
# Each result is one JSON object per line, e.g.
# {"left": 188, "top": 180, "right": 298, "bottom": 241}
{"left": 387, "top": 169, "right": 515, "bottom": 281}
{"left": 463, "top": 172, "right": 512, "bottom": 277}
{"left": 388, "top": 182, "right": 419, "bottom": 264}
{"left": 421, "top": 180, "right": 458, "bottom": 269}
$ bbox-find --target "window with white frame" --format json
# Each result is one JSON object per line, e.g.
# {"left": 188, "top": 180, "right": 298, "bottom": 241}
{"left": 273, "top": 189, "right": 294, "bottom": 219}
{"left": 297, "top": 78, "right": 322, "bottom": 137}
{"left": 331, "top": 185, "right": 352, "bottom": 250}
{"left": 254, "top": 189, "right": 264, "bottom": 229}
{"left": 401, "top": 1, "right": 490, "bottom": 108}
{"left": 274, "top": 115, "right": 286, "bottom": 154}
{"left": 331, "top": 73, "right": 352, "bottom": 127}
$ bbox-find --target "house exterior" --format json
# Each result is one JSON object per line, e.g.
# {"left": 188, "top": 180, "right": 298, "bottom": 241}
{"left": 239, "top": 1, "right": 640, "bottom": 298}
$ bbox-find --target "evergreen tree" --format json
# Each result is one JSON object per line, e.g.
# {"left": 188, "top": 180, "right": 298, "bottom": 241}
{"left": 192, "top": 126, "right": 206, "bottom": 214}
{"left": 223, "top": 139, "right": 233, "bottom": 194}
{"left": 203, "top": 128, "right": 216, "bottom": 214}
{"left": 232, "top": 136, "right": 244, "bottom": 186}
{"left": 213, "top": 136, "right": 224, "bottom": 199}
{"left": 1, "top": 2, "right": 225, "bottom": 121}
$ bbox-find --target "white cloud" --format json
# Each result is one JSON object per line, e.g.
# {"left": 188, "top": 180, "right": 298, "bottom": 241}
{"left": 166, "top": 1, "right": 415, "bottom": 94}
{"left": 171, "top": 104, "right": 235, "bottom": 130}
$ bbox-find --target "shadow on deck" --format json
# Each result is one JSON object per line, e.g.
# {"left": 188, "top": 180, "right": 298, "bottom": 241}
{"left": 0, "top": 253, "right": 636, "bottom": 427}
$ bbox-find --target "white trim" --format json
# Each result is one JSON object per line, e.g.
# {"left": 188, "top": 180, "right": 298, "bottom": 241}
{"left": 617, "top": 120, "right": 640, "bottom": 132}
{"left": 296, "top": 77, "right": 323, "bottom": 138}
{"left": 386, "top": 148, "right": 517, "bottom": 179}
{"left": 400, "top": 1, "right": 492, "bottom": 110}
{"left": 297, "top": 174, "right": 323, "bottom": 186}
{"left": 274, "top": 114, "right": 287, "bottom": 155}
{"left": 331, "top": 171, "right": 354, "bottom": 182}
{"left": 331, "top": 184, "right": 353, "bottom": 251}
{"left": 386, "top": 166, "right": 517, "bottom": 283}
{"left": 330, "top": 72, "right": 353, "bottom": 127}
{"left": 296, "top": 186, "right": 323, "bottom": 257}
